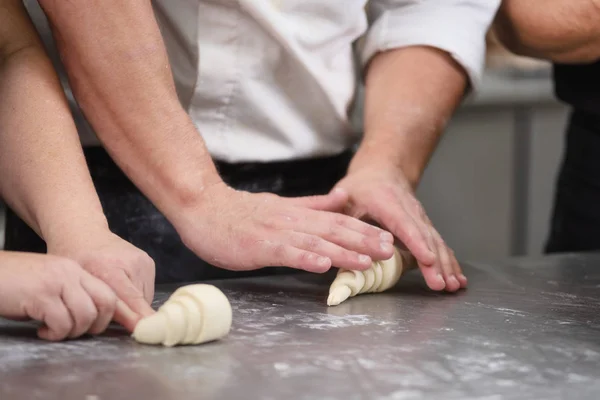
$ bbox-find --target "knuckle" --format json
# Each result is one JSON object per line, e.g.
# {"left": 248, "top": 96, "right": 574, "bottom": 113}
{"left": 78, "top": 308, "right": 98, "bottom": 329}
{"left": 389, "top": 222, "right": 405, "bottom": 238}
{"left": 333, "top": 214, "right": 348, "bottom": 226}
{"left": 53, "top": 318, "right": 73, "bottom": 339}
{"left": 272, "top": 244, "right": 288, "bottom": 261}
{"left": 296, "top": 250, "right": 315, "bottom": 264}
{"left": 95, "top": 291, "right": 118, "bottom": 314}
{"left": 302, "top": 235, "right": 323, "bottom": 251}
{"left": 138, "top": 250, "right": 155, "bottom": 268}
{"left": 327, "top": 224, "right": 341, "bottom": 238}
{"left": 24, "top": 298, "right": 47, "bottom": 321}
{"left": 360, "top": 235, "right": 372, "bottom": 249}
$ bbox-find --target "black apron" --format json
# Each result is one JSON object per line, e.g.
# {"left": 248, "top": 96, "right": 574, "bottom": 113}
{"left": 4, "top": 148, "right": 353, "bottom": 283}
{"left": 545, "top": 61, "right": 600, "bottom": 253}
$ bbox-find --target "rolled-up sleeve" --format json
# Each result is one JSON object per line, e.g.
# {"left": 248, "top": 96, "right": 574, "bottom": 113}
{"left": 361, "top": 0, "right": 501, "bottom": 91}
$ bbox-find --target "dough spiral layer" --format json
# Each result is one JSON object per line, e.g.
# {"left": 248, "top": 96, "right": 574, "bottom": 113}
{"left": 132, "top": 284, "right": 233, "bottom": 347}
{"left": 327, "top": 247, "right": 415, "bottom": 306}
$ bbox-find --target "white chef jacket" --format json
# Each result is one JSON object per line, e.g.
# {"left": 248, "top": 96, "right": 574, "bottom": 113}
{"left": 26, "top": 0, "right": 500, "bottom": 163}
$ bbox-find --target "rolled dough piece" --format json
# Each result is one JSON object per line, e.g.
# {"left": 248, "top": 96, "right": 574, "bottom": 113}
{"left": 132, "top": 284, "right": 232, "bottom": 347}
{"left": 327, "top": 247, "right": 416, "bottom": 306}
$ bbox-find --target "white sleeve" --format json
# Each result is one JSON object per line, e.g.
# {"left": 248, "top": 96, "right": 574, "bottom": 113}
{"left": 361, "top": 0, "right": 501, "bottom": 91}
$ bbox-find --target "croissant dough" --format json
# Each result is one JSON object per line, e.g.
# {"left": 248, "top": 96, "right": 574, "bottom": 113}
{"left": 132, "top": 284, "right": 232, "bottom": 347}
{"left": 327, "top": 247, "right": 415, "bottom": 306}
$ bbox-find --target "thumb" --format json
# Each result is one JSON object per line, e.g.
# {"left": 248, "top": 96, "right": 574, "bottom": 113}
{"left": 287, "top": 188, "right": 349, "bottom": 211}
{"left": 113, "top": 299, "right": 154, "bottom": 333}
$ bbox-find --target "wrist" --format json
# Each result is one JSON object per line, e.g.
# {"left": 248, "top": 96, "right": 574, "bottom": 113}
{"left": 43, "top": 212, "right": 111, "bottom": 255}
{"left": 349, "top": 138, "right": 424, "bottom": 188}
{"left": 161, "top": 165, "right": 224, "bottom": 219}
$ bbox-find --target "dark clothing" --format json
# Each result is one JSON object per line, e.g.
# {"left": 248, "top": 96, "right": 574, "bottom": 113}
{"left": 4, "top": 147, "right": 352, "bottom": 283}
{"left": 554, "top": 61, "right": 600, "bottom": 118}
{"left": 546, "top": 67, "right": 600, "bottom": 253}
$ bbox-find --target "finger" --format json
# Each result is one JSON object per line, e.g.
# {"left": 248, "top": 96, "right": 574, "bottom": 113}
{"left": 62, "top": 283, "right": 99, "bottom": 338}
{"left": 129, "top": 251, "right": 156, "bottom": 305}
{"left": 113, "top": 300, "right": 144, "bottom": 333}
{"left": 368, "top": 196, "right": 436, "bottom": 265}
{"left": 258, "top": 241, "right": 332, "bottom": 273}
{"left": 450, "top": 250, "right": 468, "bottom": 288}
{"left": 430, "top": 232, "right": 460, "bottom": 293}
{"left": 286, "top": 188, "right": 349, "bottom": 212}
{"left": 307, "top": 221, "right": 394, "bottom": 262}
{"left": 303, "top": 209, "right": 393, "bottom": 245}
{"left": 141, "top": 260, "right": 156, "bottom": 306}
{"left": 142, "top": 279, "right": 155, "bottom": 307}
{"left": 37, "top": 300, "right": 74, "bottom": 341}
{"left": 99, "top": 268, "right": 155, "bottom": 318}
{"left": 80, "top": 275, "right": 118, "bottom": 335}
{"left": 418, "top": 264, "right": 446, "bottom": 291}
{"left": 285, "top": 232, "right": 373, "bottom": 271}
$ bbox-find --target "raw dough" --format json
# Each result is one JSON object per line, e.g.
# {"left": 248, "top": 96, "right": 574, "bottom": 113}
{"left": 132, "top": 284, "right": 233, "bottom": 347}
{"left": 327, "top": 247, "right": 416, "bottom": 306}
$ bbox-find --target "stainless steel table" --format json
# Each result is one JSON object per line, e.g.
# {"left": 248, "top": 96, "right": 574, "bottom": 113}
{"left": 1, "top": 253, "right": 599, "bottom": 399}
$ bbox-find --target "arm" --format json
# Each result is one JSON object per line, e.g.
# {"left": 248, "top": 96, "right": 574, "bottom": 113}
{"left": 0, "top": 0, "right": 109, "bottom": 248}
{"left": 352, "top": 47, "right": 466, "bottom": 188}
{"left": 37, "top": 0, "right": 221, "bottom": 223}
{"left": 494, "top": 0, "right": 600, "bottom": 64}
{"left": 0, "top": 0, "right": 143, "bottom": 336}
{"left": 336, "top": 0, "right": 499, "bottom": 292}
{"left": 0, "top": 0, "right": 152, "bottom": 326}
{"left": 34, "top": 0, "right": 395, "bottom": 273}
{"left": 354, "top": 0, "right": 501, "bottom": 185}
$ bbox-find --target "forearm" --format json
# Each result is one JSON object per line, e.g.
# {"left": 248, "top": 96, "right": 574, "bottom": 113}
{"left": 494, "top": 0, "right": 600, "bottom": 63}
{"left": 352, "top": 46, "right": 467, "bottom": 187}
{"left": 0, "top": 46, "right": 108, "bottom": 244}
{"left": 38, "top": 0, "right": 221, "bottom": 220}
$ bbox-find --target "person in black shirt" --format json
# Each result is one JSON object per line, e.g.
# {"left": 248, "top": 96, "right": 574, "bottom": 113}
{"left": 495, "top": 1, "right": 600, "bottom": 253}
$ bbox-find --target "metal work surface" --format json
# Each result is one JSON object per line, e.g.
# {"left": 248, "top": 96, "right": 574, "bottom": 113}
{"left": 1, "top": 253, "right": 600, "bottom": 399}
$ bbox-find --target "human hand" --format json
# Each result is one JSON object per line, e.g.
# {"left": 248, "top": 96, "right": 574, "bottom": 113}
{"left": 0, "top": 251, "right": 125, "bottom": 341}
{"left": 333, "top": 164, "right": 467, "bottom": 292}
{"left": 47, "top": 231, "right": 155, "bottom": 330}
{"left": 173, "top": 182, "right": 395, "bottom": 273}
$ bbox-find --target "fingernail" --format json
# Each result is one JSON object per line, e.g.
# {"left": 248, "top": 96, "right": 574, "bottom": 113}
{"left": 380, "top": 231, "right": 393, "bottom": 242}
{"left": 380, "top": 242, "right": 393, "bottom": 253}
{"left": 459, "top": 274, "right": 467, "bottom": 281}
{"left": 436, "top": 273, "right": 446, "bottom": 287}
{"left": 449, "top": 275, "right": 460, "bottom": 287}
{"left": 358, "top": 255, "right": 371, "bottom": 265}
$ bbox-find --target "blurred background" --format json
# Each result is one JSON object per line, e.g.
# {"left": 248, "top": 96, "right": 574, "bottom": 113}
{"left": 0, "top": 29, "right": 566, "bottom": 264}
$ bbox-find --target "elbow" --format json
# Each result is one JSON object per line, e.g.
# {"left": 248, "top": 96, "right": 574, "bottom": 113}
{"left": 493, "top": 10, "right": 600, "bottom": 64}
{"left": 498, "top": 31, "right": 600, "bottom": 64}
{"left": 492, "top": 16, "right": 552, "bottom": 60}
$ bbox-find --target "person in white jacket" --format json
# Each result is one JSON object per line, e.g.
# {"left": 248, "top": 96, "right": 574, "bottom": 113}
{"left": 8, "top": 1, "right": 499, "bottom": 301}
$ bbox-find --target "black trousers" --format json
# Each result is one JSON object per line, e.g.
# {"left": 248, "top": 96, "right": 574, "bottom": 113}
{"left": 546, "top": 109, "right": 600, "bottom": 253}
{"left": 4, "top": 147, "right": 353, "bottom": 283}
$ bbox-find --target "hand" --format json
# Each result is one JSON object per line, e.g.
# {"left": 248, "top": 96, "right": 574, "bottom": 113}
{"left": 0, "top": 252, "right": 120, "bottom": 341}
{"left": 333, "top": 165, "right": 467, "bottom": 292}
{"left": 173, "top": 182, "right": 395, "bottom": 273}
{"left": 47, "top": 231, "right": 156, "bottom": 331}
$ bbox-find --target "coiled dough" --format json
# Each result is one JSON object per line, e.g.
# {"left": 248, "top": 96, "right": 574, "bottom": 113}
{"left": 132, "top": 284, "right": 232, "bottom": 347}
{"left": 327, "top": 247, "right": 416, "bottom": 306}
